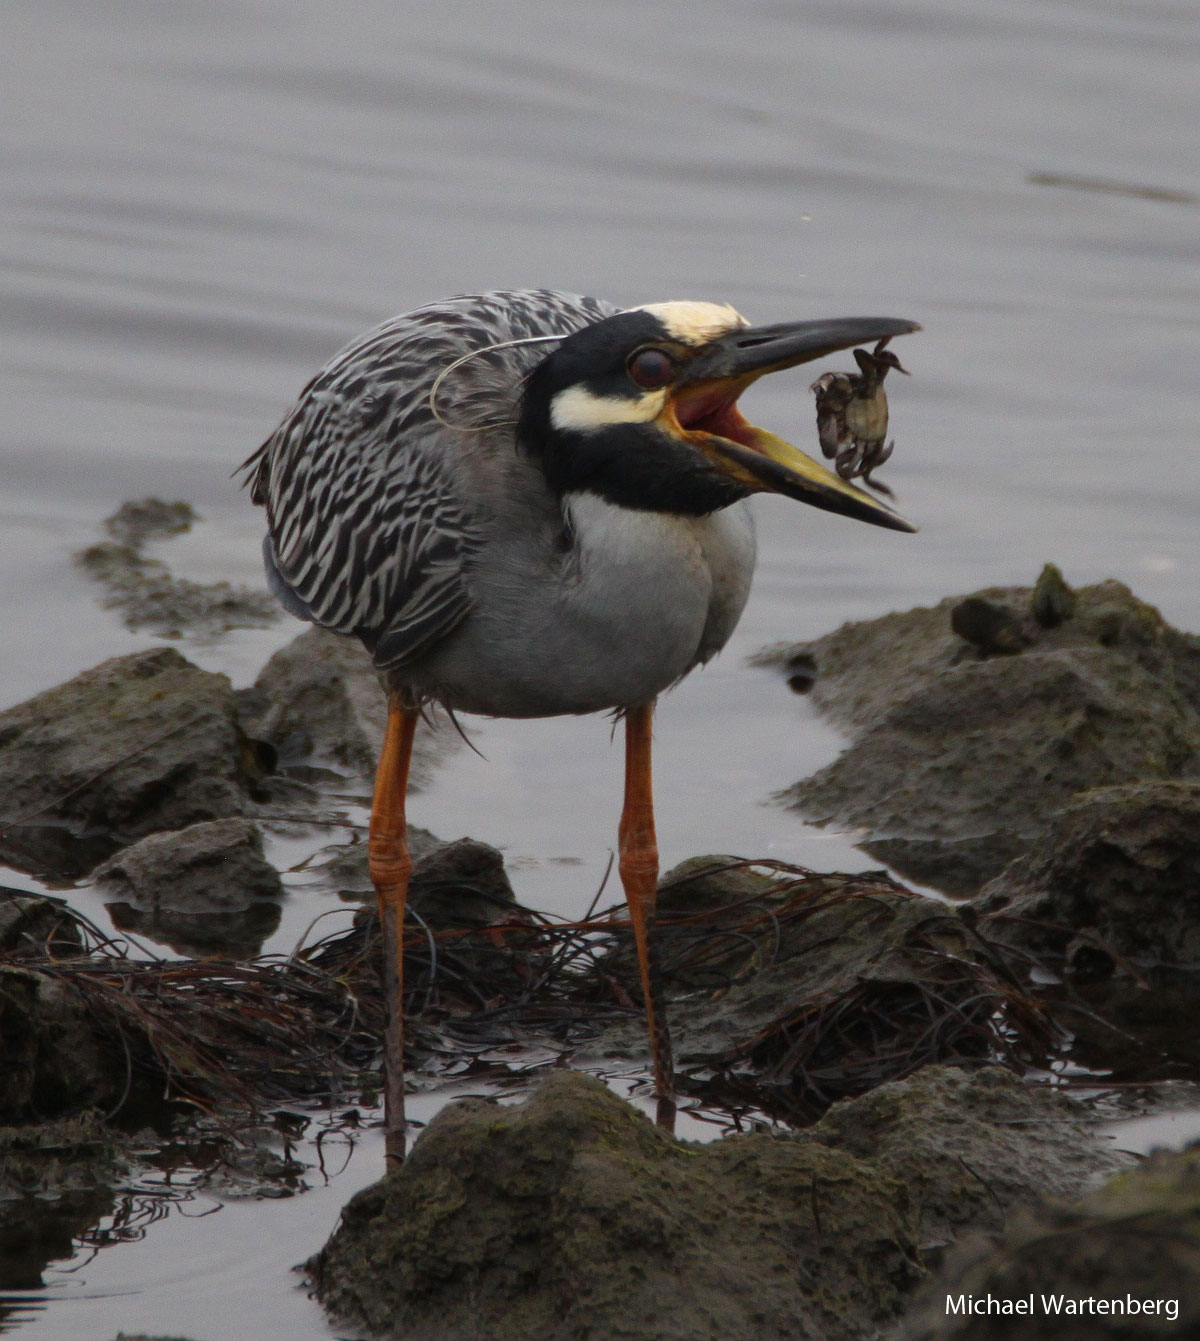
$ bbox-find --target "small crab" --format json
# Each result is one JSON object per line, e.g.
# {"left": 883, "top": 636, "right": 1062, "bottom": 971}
{"left": 810, "top": 337, "right": 909, "bottom": 496}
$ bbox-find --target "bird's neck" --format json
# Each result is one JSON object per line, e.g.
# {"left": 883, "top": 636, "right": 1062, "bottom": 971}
{"left": 519, "top": 410, "right": 749, "bottom": 519}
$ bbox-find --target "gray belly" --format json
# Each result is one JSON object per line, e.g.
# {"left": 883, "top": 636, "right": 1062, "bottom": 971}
{"left": 399, "top": 497, "right": 756, "bottom": 717}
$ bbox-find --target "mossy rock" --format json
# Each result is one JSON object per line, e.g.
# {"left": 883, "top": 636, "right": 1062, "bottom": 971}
{"left": 769, "top": 577, "right": 1200, "bottom": 894}
{"left": 900, "top": 1143, "right": 1200, "bottom": 1338}
{"left": 0, "top": 648, "right": 262, "bottom": 877}
{"left": 311, "top": 1071, "right": 921, "bottom": 1341}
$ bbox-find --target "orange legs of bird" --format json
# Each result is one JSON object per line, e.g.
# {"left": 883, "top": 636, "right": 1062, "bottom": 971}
{"left": 369, "top": 699, "right": 675, "bottom": 1163}
{"left": 619, "top": 702, "right": 676, "bottom": 1133}
{"left": 368, "top": 699, "right": 420, "bottom": 1170}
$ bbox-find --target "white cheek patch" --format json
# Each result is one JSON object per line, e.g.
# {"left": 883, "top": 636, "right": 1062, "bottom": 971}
{"left": 632, "top": 301, "right": 749, "bottom": 346}
{"left": 550, "top": 384, "right": 667, "bottom": 432}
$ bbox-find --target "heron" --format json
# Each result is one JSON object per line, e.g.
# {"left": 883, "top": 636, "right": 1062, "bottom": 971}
{"left": 242, "top": 290, "right": 918, "bottom": 1165}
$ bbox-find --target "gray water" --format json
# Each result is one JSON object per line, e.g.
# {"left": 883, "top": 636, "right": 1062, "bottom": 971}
{"left": 3, "top": 0, "right": 1199, "bottom": 1336}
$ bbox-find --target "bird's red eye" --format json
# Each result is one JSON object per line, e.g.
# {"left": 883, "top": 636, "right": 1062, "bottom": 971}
{"left": 627, "top": 348, "right": 677, "bottom": 389}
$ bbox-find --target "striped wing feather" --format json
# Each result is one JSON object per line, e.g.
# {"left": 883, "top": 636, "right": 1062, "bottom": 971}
{"left": 242, "top": 290, "right": 614, "bottom": 670}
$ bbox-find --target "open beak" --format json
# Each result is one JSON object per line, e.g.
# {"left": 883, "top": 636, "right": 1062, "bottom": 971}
{"left": 665, "top": 317, "right": 921, "bottom": 533}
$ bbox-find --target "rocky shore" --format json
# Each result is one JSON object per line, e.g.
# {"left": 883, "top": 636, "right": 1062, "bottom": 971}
{"left": 4, "top": 548, "right": 1200, "bottom": 1339}
{"left": 763, "top": 567, "right": 1200, "bottom": 894}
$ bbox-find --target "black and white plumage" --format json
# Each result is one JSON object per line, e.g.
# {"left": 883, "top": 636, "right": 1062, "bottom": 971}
{"left": 244, "top": 288, "right": 919, "bottom": 1157}
{"left": 246, "top": 291, "right": 613, "bottom": 677}
{"left": 244, "top": 289, "right": 917, "bottom": 719}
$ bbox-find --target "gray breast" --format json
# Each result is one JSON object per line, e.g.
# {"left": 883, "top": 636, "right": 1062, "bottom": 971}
{"left": 244, "top": 289, "right": 758, "bottom": 719}
{"left": 405, "top": 494, "right": 757, "bottom": 717}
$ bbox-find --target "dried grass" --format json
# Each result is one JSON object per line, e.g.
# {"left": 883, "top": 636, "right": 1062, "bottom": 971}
{"left": 4, "top": 864, "right": 1060, "bottom": 1125}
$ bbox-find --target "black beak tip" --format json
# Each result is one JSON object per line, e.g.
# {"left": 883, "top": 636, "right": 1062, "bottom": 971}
{"left": 878, "top": 318, "right": 922, "bottom": 341}
{"left": 827, "top": 493, "right": 918, "bottom": 534}
{"left": 862, "top": 503, "right": 918, "bottom": 534}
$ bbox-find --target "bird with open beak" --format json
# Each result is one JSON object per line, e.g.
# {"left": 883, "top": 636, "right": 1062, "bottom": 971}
{"left": 245, "top": 290, "right": 920, "bottom": 1163}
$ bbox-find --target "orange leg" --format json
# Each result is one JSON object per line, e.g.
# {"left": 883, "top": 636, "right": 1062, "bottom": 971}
{"left": 619, "top": 701, "right": 676, "bottom": 1133}
{"left": 368, "top": 700, "right": 419, "bottom": 1169}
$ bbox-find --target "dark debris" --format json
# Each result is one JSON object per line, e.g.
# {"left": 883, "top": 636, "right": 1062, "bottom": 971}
{"left": 3, "top": 862, "right": 1065, "bottom": 1129}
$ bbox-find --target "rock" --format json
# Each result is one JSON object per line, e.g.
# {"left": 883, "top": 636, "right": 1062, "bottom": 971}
{"left": 94, "top": 818, "right": 285, "bottom": 958}
{"left": 0, "top": 1114, "right": 125, "bottom": 1291}
{"left": 1030, "top": 562, "right": 1077, "bottom": 629}
{"left": 0, "top": 967, "right": 116, "bottom": 1121}
{"left": 767, "top": 577, "right": 1200, "bottom": 894}
{"left": 899, "top": 1143, "right": 1200, "bottom": 1339}
{"left": 0, "top": 890, "right": 83, "bottom": 958}
{"left": 94, "top": 818, "right": 283, "bottom": 913}
{"left": 306, "top": 826, "right": 444, "bottom": 901}
{"left": 585, "top": 857, "right": 1049, "bottom": 1122}
{"left": 403, "top": 839, "right": 539, "bottom": 1007}
{"left": 977, "top": 781, "right": 1200, "bottom": 969}
{"left": 310, "top": 1070, "right": 922, "bottom": 1341}
{"left": 660, "top": 863, "right": 988, "bottom": 1067}
{"left": 311, "top": 1068, "right": 1130, "bottom": 1341}
{"left": 0, "top": 648, "right": 268, "bottom": 878}
{"left": 950, "top": 596, "right": 1032, "bottom": 654}
{"left": 407, "top": 837, "right": 518, "bottom": 929}
{"left": 304, "top": 834, "right": 506, "bottom": 921}
{"left": 805, "top": 1066, "right": 1130, "bottom": 1251}
{"left": 975, "top": 782, "right": 1200, "bottom": 1077}
{"left": 241, "top": 626, "right": 449, "bottom": 781}
{"left": 74, "top": 497, "right": 279, "bottom": 638}
{"left": 308, "top": 837, "right": 544, "bottom": 1025}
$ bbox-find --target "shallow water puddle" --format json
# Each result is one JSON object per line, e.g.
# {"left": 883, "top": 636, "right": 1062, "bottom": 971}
{"left": 10, "top": 1062, "right": 751, "bottom": 1341}
{"left": 1101, "top": 1107, "right": 1200, "bottom": 1159}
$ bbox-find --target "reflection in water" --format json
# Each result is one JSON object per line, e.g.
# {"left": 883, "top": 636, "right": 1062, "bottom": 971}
{"left": 1028, "top": 170, "right": 1199, "bottom": 205}
{"left": 0, "top": 1173, "right": 226, "bottom": 1329}
{"left": 0, "top": 1190, "right": 115, "bottom": 1294}
{"left": 105, "top": 898, "right": 282, "bottom": 959}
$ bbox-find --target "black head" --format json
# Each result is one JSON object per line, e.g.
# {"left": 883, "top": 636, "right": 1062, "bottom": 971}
{"left": 518, "top": 304, "right": 756, "bottom": 514}
{"left": 517, "top": 300, "right": 920, "bottom": 531}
